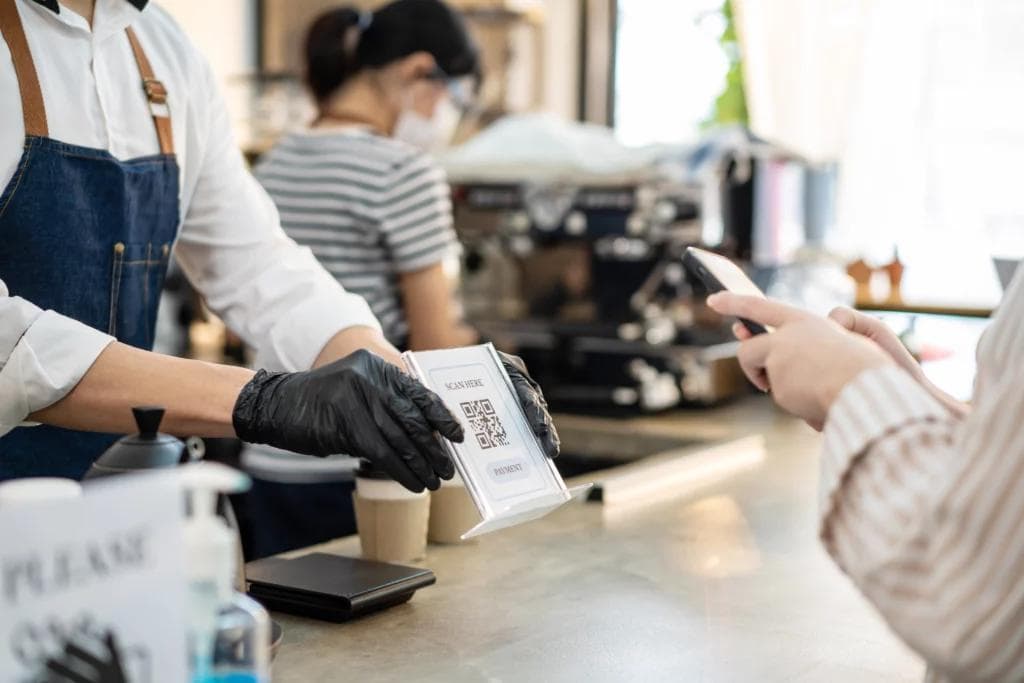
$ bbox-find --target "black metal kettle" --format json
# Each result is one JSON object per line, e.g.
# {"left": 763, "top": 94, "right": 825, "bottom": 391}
{"left": 83, "top": 405, "right": 247, "bottom": 591}
{"left": 83, "top": 406, "right": 199, "bottom": 479}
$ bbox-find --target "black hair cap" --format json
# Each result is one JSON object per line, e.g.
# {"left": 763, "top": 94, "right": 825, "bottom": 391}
{"left": 305, "top": 0, "right": 480, "bottom": 103}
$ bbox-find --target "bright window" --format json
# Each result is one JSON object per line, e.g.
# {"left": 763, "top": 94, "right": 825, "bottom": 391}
{"left": 832, "top": 0, "right": 1024, "bottom": 306}
{"left": 613, "top": 0, "right": 729, "bottom": 147}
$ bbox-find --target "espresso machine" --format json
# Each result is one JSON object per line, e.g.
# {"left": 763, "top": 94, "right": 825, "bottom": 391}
{"left": 450, "top": 168, "right": 750, "bottom": 415}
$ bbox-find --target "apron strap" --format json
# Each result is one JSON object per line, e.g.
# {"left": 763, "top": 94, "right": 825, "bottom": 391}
{"left": 0, "top": 2, "right": 173, "bottom": 154}
{"left": 125, "top": 26, "right": 174, "bottom": 155}
{"left": 0, "top": 0, "right": 48, "bottom": 137}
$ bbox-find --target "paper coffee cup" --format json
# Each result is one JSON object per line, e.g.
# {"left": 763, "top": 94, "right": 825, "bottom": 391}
{"left": 353, "top": 462, "right": 430, "bottom": 563}
{"left": 0, "top": 478, "right": 81, "bottom": 506}
{"left": 428, "top": 475, "right": 481, "bottom": 544}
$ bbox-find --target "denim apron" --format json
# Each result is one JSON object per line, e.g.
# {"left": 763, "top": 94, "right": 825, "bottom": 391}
{"left": 0, "top": 0, "right": 179, "bottom": 480}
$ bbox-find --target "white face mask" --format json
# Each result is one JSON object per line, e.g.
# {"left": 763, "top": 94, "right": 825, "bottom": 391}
{"left": 393, "top": 97, "right": 461, "bottom": 153}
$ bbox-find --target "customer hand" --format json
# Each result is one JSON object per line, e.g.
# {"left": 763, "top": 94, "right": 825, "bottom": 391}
{"left": 498, "top": 352, "right": 560, "bottom": 458}
{"left": 708, "top": 293, "right": 893, "bottom": 430}
{"left": 830, "top": 306, "right": 971, "bottom": 418}
{"left": 825, "top": 306, "right": 924, "bottom": 379}
{"left": 730, "top": 305, "right": 921, "bottom": 375}
{"left": 233, "top": 349, "right": 464, "bottom": 492}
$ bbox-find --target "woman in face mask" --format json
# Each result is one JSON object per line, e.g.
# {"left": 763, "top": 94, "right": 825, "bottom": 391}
{"left": 241, "top": 0, "right": 482, "bottom": 557}
{"left": 255, "top": 0, "right": 481, "bottom": 354}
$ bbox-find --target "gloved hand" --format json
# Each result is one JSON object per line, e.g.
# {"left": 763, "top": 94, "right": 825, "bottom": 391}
{"left": 498, "top": 352, "right": 560, "bottom": 459}
{"left": 233, "top": 349, "right": 464, "bottom": 492}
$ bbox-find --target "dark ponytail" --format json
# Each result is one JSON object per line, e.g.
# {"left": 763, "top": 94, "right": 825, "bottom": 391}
{"left": 304, "top": 8, "right": 363, "bottom": 104}
{"left": 304, "top": 0, "right": 480, "bottom": 105}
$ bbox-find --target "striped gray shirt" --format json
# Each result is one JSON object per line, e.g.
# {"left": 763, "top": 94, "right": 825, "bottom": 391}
{"left": 255, "top": 128, "right": 458, "bottom": 345}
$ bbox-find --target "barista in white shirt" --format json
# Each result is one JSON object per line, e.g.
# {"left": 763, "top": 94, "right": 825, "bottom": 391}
{"left": 0, "top": 0, "right": 559, "bottom": 485}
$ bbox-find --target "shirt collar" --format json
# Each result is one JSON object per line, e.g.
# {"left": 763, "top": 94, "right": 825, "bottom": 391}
{"left": 25, "top": 0, "right": 149, "bottom": 42}
{"left": 30, "top": 0, "right": 148, "bottom": 13}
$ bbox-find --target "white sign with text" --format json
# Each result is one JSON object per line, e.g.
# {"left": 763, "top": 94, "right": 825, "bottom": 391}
{"left": 0, "top": 472, "right": 187, "bottom": 682}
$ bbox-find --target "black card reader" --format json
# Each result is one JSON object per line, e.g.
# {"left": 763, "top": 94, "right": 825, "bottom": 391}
{"left": 246, "top": 553, "right": 436, "bottom": 623}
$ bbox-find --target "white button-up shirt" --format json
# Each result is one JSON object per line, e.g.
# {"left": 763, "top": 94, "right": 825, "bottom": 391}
{"left": 0, "top": 0, "right": 381, "bottom": 435}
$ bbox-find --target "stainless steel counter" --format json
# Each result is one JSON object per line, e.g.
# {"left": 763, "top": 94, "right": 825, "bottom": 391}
{"left": 270, "top": 397, "right": 923, "bottom": 682}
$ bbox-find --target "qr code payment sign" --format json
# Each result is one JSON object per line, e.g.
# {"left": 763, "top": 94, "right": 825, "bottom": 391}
{"left": 460, "top": 399, "right": 511, "bottom": 450}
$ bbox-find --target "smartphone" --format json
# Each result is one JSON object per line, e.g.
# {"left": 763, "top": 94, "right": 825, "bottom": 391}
{"left": 683, "top": 246, "right": 768, "bottom": 335}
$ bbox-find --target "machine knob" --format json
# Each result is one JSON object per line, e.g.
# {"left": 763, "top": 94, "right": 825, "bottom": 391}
{"left": 565, "top": 211, "right": 587, "bottom": 236}
{"left": 509, "top": 212, "right": 531, "bottom": 234}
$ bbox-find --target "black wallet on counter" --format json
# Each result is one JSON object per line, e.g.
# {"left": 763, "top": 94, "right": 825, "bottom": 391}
{"left": 246, "top": 552, "right": 436, "bottom": 623}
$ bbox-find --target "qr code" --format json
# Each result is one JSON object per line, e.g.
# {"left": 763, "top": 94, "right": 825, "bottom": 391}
{"left": 459, "top": 399, "right": 510, "bottom": 450}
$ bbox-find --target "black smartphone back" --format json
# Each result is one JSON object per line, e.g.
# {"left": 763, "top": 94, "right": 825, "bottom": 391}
{"left": 684, "top": 247, "right": 768, "bottom": 335}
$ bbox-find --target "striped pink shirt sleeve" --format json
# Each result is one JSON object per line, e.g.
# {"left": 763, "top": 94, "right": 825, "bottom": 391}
{"left": 819, "top": 273, "right": 1024, "bottom": 681}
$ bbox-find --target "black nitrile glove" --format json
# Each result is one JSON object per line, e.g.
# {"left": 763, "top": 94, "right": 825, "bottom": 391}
{"left": 233, "top": 349, "right": 464, "bottom": 492}
{"left": 498, "top": 352, "right": 560, "bottom": 459}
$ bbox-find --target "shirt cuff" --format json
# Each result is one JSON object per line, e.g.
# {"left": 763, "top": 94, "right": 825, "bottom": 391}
{"left": 0, "top": 311, "right": 115, "bottom": 436}
{"left": 259, "top": 290, "right": 382, "bottom": 372}
{"left": 819, "top": 365, "right": 948, "bottom": 521}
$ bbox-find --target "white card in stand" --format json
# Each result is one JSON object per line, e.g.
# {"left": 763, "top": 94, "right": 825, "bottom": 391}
{"left": 403, "top": 343, "right": 591, "bottom": 539}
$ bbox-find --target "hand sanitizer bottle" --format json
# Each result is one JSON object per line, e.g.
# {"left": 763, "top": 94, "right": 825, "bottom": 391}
{"left": 213, "top": 592, "right": 271, "bottom": 682}
{"left": 182, "top": 463, "right": 270, "bottom": 683}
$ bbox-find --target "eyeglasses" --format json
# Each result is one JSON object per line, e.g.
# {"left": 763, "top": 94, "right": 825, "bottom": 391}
{"left": 425, "top": 66, "right": 479, "bottom": 113}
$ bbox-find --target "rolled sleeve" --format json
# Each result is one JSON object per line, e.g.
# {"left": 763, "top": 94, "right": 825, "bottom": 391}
{"left": 173, "top": 54, "right": 381, "bottom": 373}
{"left": 253, "top": 249, "right": 381, "bottom": 371}
{"left": 0, "top": 291, "right": 114, "bottom": 435}
{"left": 819, "top": 365, "right": 948, "bottom": 523}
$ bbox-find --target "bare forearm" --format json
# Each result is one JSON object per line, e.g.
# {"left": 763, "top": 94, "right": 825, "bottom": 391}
{"left": 29, "top": 324, "right": 410, "bottom": 440}
{"left": 30, "top": 342, "right": 253, "bottom": 437}
{"left": 408, "top": 323, "right": 478, "bottom": 352}
{"left": 313, "top": 325, "right": 403, "bottom": 368}
{"left": 400, "top": 264, "right": 477, "bottom": 351}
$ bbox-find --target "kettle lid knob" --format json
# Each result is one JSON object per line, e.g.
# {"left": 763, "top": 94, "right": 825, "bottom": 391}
{"left": 132, "top": 406, "right": 165, "bottom": 438}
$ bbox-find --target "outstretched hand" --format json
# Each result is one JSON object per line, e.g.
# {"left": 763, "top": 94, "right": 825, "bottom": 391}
{"left": 234, "top": 349, "right": 464, "bottom": 492}
{"left": 708, "top": 293, "right": 893, "bottom": 430}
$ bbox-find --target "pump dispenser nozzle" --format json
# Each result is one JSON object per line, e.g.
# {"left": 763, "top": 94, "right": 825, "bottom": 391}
{"left": 181, "top": 462, "right": 249, "bottom": 519}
